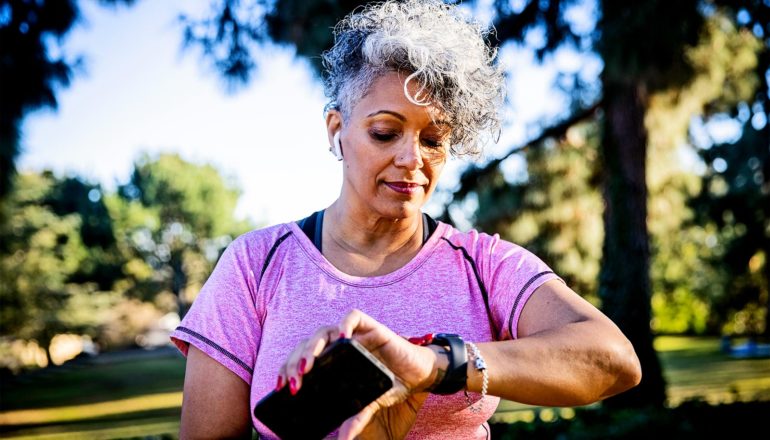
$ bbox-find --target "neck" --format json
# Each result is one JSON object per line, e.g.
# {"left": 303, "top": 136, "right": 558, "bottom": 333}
{"left": 324, "top": 199, "right": 423, "bottom": 259}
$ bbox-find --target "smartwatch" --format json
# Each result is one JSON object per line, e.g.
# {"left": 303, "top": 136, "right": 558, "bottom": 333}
{"left": 428, "top": 333, "right": 468, "bottom": 395}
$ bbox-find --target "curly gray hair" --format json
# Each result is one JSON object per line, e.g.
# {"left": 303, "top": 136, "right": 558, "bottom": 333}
{"left": 321, "top": 0, "right": 505, "bottom": 157}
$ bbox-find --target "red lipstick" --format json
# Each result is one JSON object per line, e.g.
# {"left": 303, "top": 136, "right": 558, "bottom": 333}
{"left": 385, "top": 182, "right": 423, "bottom": 195}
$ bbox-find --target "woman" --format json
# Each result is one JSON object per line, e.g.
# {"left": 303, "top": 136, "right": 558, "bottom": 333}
{"left": 171, "top": 1, "right": 642, "bottom": 439}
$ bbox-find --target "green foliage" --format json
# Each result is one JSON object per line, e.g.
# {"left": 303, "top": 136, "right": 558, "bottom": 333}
{"left": 0, "top": 0, "right": 77, "bottom": 198}
{"left": 0, "top": 0, "right": 136, "bottom": 199}
{"left": 643, "top": 10, "right": 763, "bottom": 336}
{"left": 180, "top": 0, "right": 367, "bottom": 85}
{"left": 0, "top": 154, "right": 253, "bottom": 362}
{"left": 692, "top": 121, "right": 770, "bottom": 336}
{"left": 115, "top": 153, "right": 251, "bottom": 311}
{"left": 470, "top": 115, "right": 726, "bottom": 335}
{"left": 121, "top": 153, "right": 242, "bottom": 239}
{"left": 475, "top": 123, "right": 604, "bottom": 302}
{"left": 682, "top": 3, "right": 770, "bottom": 337}
{"left": 0, "top": 172, "right": 90, "bottom": 350}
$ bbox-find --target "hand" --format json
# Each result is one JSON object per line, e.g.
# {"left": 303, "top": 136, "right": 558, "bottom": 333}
{"left": 276, "top": 309, "right": 440, "bottom": 440}
{"left": 336, "top": 310, "right": 438, "bottom": 440}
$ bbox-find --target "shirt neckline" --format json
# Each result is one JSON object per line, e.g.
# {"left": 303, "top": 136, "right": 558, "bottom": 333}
{"left": 286, "top": 219, "right": 449, "bottom": 287}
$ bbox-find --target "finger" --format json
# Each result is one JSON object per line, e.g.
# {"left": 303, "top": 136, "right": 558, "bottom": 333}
{"left": 338, "top": 309, "right": 378, "bottom": 339}
{"left": 300, "top": 326, "right": 339, "bottom": 376}
{"left": 282, "top": 326, "right": 341, "bottom": 394}
{"left": 278, "top": 338, "right": 308, "bottom": 395}
{"left": 338, "top": 309, "right": 398, "bottom": 349}
{"left": 337, "top": 401, "right": 378, "bottom": 440}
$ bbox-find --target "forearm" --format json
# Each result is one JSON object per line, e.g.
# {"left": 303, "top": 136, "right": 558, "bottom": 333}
{"left": 466, "top": 321, "right": 641, "bottom": 407}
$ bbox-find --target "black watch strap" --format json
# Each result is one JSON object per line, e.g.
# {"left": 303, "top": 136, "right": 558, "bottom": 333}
{"left": 429, "top": 333, "right": 468, "bottom": 395}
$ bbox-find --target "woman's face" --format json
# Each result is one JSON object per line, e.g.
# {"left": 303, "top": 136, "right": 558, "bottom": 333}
{"left": 327, "top": 71, "right": 449, "bottom": 221}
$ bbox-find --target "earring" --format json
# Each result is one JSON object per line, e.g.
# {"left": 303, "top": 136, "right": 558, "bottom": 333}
{"left": 331, "top": 132, "right": 343, "bottom": 161}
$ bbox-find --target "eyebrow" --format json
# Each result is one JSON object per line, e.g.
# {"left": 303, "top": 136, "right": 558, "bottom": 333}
{"left": 366, "top": 110, "right": 449, "bottom": 126}
{"left": 366, "top": 110, "right": 406, "bottom": 121}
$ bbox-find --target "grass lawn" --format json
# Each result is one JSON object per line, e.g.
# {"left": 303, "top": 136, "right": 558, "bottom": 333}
{"left": 488, "top": 336, "right": 770, "bottom": 423}
{"left": 1, "top": 337, "right": 769, "bottom": 438}
{"left": 0, "top": 349, "right": 186, "bottom": 439}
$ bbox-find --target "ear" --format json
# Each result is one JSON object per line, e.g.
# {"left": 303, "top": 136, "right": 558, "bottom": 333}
{"left": 325, "top": 109, "right": 344, "bottom": 160}
{"left": 325, "top": 109, "right": 343, "bottom": 149}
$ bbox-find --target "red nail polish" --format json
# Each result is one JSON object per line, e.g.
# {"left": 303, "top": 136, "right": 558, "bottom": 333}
{"left": 276, "top": 376, "right": 283, "bottom": 390}
{"left": 298, "top": 358, "right": 306, "bottom": 376}
{"left": 339, "top": 332, "right": 347, "bottom": 339}
{"left": 289, "top": 377, "right": 298, "bottom": 395}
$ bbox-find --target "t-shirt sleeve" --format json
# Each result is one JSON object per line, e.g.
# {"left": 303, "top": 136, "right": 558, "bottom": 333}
{"left": 478, "top": 233, "right": 563, "bottom": 341}
{"left": 170, "top": 234, "right": 262, "bottom": 385}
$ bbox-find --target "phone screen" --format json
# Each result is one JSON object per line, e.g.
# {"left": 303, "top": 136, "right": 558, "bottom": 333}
{"left": 253, "top": 338, "right": 395, "bottom": 439}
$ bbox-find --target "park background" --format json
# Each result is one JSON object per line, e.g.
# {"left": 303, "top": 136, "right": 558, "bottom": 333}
{"left": 1, "top": 0, "right": 769, "bottom": 438}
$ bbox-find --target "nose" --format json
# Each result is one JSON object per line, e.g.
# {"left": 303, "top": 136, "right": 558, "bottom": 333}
{"left": 393, "top": 135, "right": 424, "bottom": 170}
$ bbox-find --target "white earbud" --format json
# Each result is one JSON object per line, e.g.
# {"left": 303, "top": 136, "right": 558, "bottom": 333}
{"left": 331, "top": 131, "right": 343, "bottom": 161}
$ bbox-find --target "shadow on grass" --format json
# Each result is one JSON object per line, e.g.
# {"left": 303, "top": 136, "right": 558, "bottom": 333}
{"left": 0, "top": 407, "right": 181, "bottom": 438}
{"left": 490, "top": 399, "right": 770, "bottom": 439}
{"left": 0, "top": 348, "right": 186, "bottom": 412}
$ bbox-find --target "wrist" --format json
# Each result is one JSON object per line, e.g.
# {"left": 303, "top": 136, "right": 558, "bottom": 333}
{"left": 419, "top": 345, "right": 449, "bottom": 392}
{"left": 406, "top": 333, "right": 468, "bottom": 394}
{"left": 465, "top": 342, "right": 489, "bottom": 413}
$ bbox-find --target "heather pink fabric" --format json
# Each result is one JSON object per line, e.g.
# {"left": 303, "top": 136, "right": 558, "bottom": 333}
{"left": 171, "top": 219, "right": 560, "bottom": 439}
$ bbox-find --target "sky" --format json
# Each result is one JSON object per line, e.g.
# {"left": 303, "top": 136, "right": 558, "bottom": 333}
{"left": 19, "top": 0, "right": 581, "bottom": 227}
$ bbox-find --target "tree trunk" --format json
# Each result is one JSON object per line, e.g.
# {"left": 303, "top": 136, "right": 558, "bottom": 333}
{"left": 598, "top": 80, "right": 667, "bottom": 408}
{"left": 171, "top": 251, "right": 188, "bottom": 318}
{"left": 762, "top": 240, "right": 770, "bottom": 343}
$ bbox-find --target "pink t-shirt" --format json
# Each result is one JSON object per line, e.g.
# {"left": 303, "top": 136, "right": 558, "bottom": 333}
{"left": 171, "top": 220, "right": 560, "bottom": 439}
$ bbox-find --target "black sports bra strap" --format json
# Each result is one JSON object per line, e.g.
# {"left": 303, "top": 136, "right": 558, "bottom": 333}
{"left": 422, "top": 212, "right": 438, "bottom": 243}
{"left": 313, "top": 210, "right": 324, "bottom": 252}
{"left": 298, "top": 210, "right": 321, "bottom": 249}
{"left": 298, "top": 210, "right": 437, "bottom": 253}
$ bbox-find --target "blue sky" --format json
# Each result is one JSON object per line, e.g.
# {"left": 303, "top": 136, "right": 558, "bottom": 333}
{"left": 19, "top": 0, "right": 578, "bottom": 226}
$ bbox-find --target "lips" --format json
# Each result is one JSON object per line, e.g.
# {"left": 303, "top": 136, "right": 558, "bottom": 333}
{"left": 384, "top": 181, "right": 424, "bottom": 195}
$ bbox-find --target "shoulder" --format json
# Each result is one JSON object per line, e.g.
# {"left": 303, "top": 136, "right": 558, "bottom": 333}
{"left": 438, "top": 222, "right": 522, "bottom": 257}
{"left": 230, "top": 222, "right": 295, "bottom": 249}
{"left": 221, "top": 222, "right": 297, "bottom": 263}
{"left": 436, "top": 222, "right": 552, "bottom": 280}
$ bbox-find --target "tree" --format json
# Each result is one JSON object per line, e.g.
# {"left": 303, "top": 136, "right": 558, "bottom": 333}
{"left": 458, "top": 0, "right": 762, "bottom": 408}
{"left": 0, "top": 171, "right": 103, "bottom": 364}
{"left": 0, "top": 0, "right": 135, "bottom": 200}
{"left": 689, "top": 1, "right": 770, "bottom": 339}
{"left": 692, "top": 121, "right": 770, "bottom": 337}
{"left": 473, "top": 122, "right": 605, "bottom": 303}
{"left": 117, "top": 153, "right": 251, "bottom": 316}
{"left": 0, "top": 162, "right": 251, "bottom": 361}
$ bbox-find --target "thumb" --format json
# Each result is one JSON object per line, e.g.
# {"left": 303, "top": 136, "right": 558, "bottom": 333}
{"left": 337, "top": 401, "right": 379, "bottom": 440}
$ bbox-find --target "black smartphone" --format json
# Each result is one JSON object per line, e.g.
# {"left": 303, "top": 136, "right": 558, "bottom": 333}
{"left": 253, "top": 338, "right": 395, "bottom": 440}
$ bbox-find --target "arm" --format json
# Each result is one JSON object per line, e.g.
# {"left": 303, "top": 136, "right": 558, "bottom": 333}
{"left": 465, "top": 279, "right": 642, "bottom": 406}
{"left": 179, "top": 345, "right": 253, "bottom": 439}
{"left": 278, "top": 282, "right": 641, "bottom": 440}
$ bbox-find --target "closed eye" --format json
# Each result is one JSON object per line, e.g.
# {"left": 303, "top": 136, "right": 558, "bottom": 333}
{"left": 370, "top": 131, "right": 398, "bottom": 142}
{"left": 421, "top": 138, "right": 443, "bottom": 148}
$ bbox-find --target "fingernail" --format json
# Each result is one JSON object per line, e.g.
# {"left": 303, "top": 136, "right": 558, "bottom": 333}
{"left": 276, "top": 376, "right": 283, "bottom": 391}
{"left": 339, "top": 332, "right": 347, "bottom": 339}
{"left": 289, "top": 377, "right": 298, "bottom": 395}
{"left": 298, "top": 358, "right": 306, "bottom": 376}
